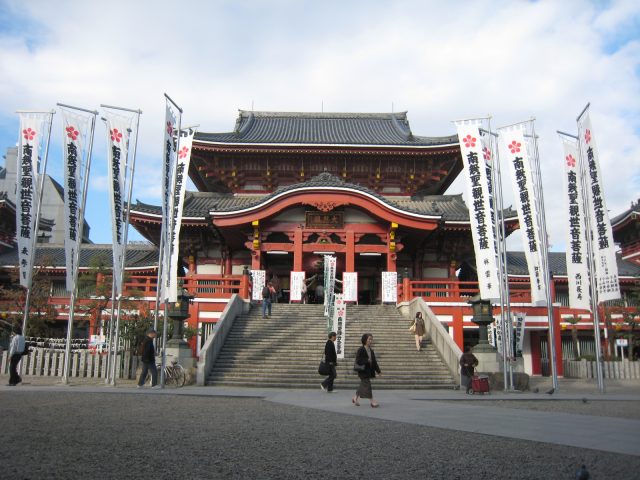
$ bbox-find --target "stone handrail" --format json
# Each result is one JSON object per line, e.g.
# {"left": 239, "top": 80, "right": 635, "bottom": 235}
{"left": 398, "top": 297, "right": 462, "bottom": 384}
{"left": 196, "top": 294, "right": 250, "bottom": 385}
{"left": 563, "top": 359, "right": 640, "bottom": 380}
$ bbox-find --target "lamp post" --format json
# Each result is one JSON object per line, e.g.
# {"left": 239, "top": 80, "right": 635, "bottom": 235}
{"left": 469, "top": 295, "right": 495, "bottom": 353}
{"left": 167, "top": 286, "right": 193, "bottom": 346}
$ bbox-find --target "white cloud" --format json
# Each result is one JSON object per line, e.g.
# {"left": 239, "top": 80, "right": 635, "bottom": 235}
{"left": 0, "top": 0, "right": 638, "bottom": 249}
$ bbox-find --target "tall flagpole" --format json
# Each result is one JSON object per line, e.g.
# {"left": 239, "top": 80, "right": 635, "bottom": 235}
{"left": 160, "top": 93, "right": 183, "bottom": 388}
{"left": 105, "top": 273, "right": 116, "bottom": 384}
{"left": 18, "top": 110, "right": 55, "bottom": 335}
{"left": 483, "top": 122, "right": 512, "bottom": 391}
{"left": 60, "top": 105, "right": 98, "bottom": 385}
{"left": 101, "top": 104, "right": 142, "bottom": 386}
{"left": 576, "top": 103, "right": 605, "bottom": 393}
{"left": 527, "top": 120, "right": 558, "bottom": 391}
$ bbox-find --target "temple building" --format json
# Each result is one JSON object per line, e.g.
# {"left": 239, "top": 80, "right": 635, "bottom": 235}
{"left": 0, "top": 111, "right": 639, "bottom": 379}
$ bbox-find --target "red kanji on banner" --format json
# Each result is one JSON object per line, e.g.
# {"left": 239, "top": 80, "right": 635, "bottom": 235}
{"left": 110, "top": 128, "right": 123, "bottom": 143}
{"left": 508, "top": 140, "right": 521, "bottom": 154}
{"left": 585, "top": 129, "right": 591, "bottom": 144}
{"left": 483, "top": 146, "right": 491, "bottom": 161}
{"left": 178, "top": 146, "right": 189, "bottom": 159}
{"left": 566, "top": 154, "right": 576, "bottom": 167}
{"left": 22, "top": 128, "right": 36, "bottom": 141}
{"left": 66, "top": 126, "right": 79, "bottom": 141}
{"left": 462, "top": 134, "right": 476, "bottom": 148}
{"left": 166, "top": 121, "right": 173, "bottom": 135}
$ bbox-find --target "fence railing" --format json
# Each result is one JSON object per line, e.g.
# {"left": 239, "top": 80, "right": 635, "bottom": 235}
{"left": 563, "top": 359, "right": 640, "bottom": 380}
{"left": 0, "top": 348, "right": 138, "bottom": 380}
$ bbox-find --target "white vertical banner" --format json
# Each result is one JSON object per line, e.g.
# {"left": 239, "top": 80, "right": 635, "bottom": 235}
{"left": 381, "top": 271, "right": 397, "bottom": 303}
{"left": 251, "top": 270, "right": 266, "bottom": 302}
{"left": 494, "top": 316, "right": 504, "bottom": 354}
{"left": 290, "top": 271, "right": 305, "bottom": 302}
{"left": 342, "top": 272, "right": 358, "bottom": 302}
{"left": 513, "top": 312, "right": 526, "bottom": 355}
{"left": 104, "top": 111, "right": 132, "bottom": 296}
{"left": 160, "top": 102, "right": 178, "bottom": 300}
{"left": 332, "top": 294, "right": 346, "bottom": 359}
{"left": 488, "top": 321, "right": 495, "bottom": 347}
{"left": 167, "top": 128, "right": 195, "bottom": 302}
{"left": 16, "top": 113, "right": 47, "bottom": 288}
{"left": 577, "top": 112, "right": 621, "bottom": 302}
{"left": 560, "top": 138, "right": 591, "bottom": 310}
{"left": 323, "top": 255, "right": 337, "bottom": 316}
{"left": 61, "top": 109, "right": 92, "bottom": 292}
{"left": 500, "top": 125, "right": 547, "bottom": 305}
{"left": 455, "top": 121, "right": 500, "bottom": 300}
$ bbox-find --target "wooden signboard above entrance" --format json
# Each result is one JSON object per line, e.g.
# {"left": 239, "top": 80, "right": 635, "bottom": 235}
{"left": 305, "top": 211, "right": 344, "bottom": 229}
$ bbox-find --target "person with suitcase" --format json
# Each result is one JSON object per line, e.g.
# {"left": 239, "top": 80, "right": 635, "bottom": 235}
{"left": 460, "top": 345, "right": 479, "bottom": 395}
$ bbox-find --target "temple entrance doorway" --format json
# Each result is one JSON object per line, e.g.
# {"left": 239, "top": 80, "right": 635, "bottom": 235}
{"left": 354, "top": 253, "right": 385, "bottom": 305}
{"left": 263, "top": 251, "right": 293, "bottom": 303}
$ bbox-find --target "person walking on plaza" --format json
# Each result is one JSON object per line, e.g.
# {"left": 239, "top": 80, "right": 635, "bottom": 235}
{"left": 410, "top": 311, "right": 426, "bottom": 351}
{"left": 321, "top": 331, "right": 338, "bottom": 392}
{"left": 137, "top": 329, "right": 158, "bottom": 388}
{"left": 262, "top": 281, "right": 274, "bottom": 318}
{"left": 8, "top": 326, "right": 25, "bottom": 386}
{"left": 352, "top": 333, "right": 381, "bottom": 408}
{"left": 460, "top": 345, "right": 479, "bottom": 395}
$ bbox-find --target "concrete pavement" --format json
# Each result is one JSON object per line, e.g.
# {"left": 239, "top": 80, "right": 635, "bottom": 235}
{"left": 3, "top": 376, "right": 639, "bottom": 457}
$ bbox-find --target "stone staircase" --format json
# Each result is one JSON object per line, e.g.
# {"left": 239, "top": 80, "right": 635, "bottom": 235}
{"left": 205, "top": 303, "right": 457, "bottom": 389}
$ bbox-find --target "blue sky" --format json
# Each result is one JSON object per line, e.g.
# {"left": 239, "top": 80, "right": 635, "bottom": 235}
{"left": 0, "top": 0, "right": 639, "bottom": 251}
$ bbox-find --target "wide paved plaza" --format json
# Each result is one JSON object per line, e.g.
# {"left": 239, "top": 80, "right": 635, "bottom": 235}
{"left": 1, "top": 378, "right": 640, "bottom": 479}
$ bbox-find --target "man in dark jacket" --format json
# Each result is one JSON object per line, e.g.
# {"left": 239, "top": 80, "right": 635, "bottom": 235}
{"left": 321, "top": 332, "right": 338, "bottom": 392}
{"left": 137, "top": 329, "right": 158, "bottom": 388}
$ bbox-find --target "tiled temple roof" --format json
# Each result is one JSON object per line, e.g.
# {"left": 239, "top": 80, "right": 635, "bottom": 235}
{"left": 0, "top": 244, "right": 158, "bottom": 269}
{"left": 195, "top": 111, "right": 458, "bottom": 147}
{"left": 504, "top": 251, "right": 640, "bottom": 277}
{"left": 131, "top": 173, "right": 517, "bottom": 222}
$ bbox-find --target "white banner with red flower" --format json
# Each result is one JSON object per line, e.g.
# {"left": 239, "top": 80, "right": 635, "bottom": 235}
{"left": 560, "top": 138, "right": 590, "bottom": 310}
{"left": 160, "top": 102, "right": 178, "bottom": 301}
{"left": 577, "top": 111, "right": 620, "bottom": 302}
{"left": 455, "top": 120, "right": 500, "bottom": 300}
{"left": 332, "top": 294, "right": 346, "bottom": 359}
{"left": 104, "top": 111, "right": 132, "bottom": 296}
{"left": 500, "top": 125, "right": 547, "bottom": 305}
{"left": 166, "top": 127, "right": 195, "bottom": 302}
{"left": 16, "top": 113, "right": 49, "bottom": 288}
{"left": 61, "top": 108, "right": 92, "bottom": 292}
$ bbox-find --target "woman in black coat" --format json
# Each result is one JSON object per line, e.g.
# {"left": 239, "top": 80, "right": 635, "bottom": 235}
{"left": 352, "top": 333, "right": 381, "bottom": 408}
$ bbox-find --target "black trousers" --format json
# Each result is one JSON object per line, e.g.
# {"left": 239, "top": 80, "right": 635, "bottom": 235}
{"left": 321, "top": 364, "right": 337, "bottom": 391}
{"left": 9, "top": 353, "right": 22, "bottom": 385}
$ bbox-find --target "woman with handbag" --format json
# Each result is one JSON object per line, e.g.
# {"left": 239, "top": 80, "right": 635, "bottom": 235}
{"left": 409, "top": 312, "right": 426, "bottom": 351}
{"left": 352, "top": 333, "right": 381, "bottom": 408}
{"left": 460, "top": 345, "right": 479, "bottom": 395}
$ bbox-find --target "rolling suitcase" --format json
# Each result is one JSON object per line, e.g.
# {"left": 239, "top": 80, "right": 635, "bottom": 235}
{"left": 471, "top": 375, "right": 490, "bottom": 394}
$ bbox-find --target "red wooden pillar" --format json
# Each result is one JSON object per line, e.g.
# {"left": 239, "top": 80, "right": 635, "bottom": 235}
{"left": 293, "top": 228, "right": 303, "bottom": 272}
{"left": 188, "top": 255, "right": 196, "bottom": 275}
{"left": 530, "top": 331, "right": 542, "bottom": 375}
{"left": 346, "top": 230, "right": 355, "bottom": 272}
{"left": 553, "top": 306, "right": 564, "bottom": 377}
{"left": 403, "top": 277, "right": 411, "bottom": 302}
{"left": 240, "top": 274, "right": 250, "bottom": 300}
{"left": 224, "top": 255, "right": 232, "bottom": 276}
{"left": 453, "top": 308, "right": 464, "bottom": 348}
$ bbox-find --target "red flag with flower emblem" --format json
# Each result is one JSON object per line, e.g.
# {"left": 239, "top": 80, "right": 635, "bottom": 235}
{"left": 104, "top": 110, "right": 132, "bottom": 295}
{"left": 61, "top": 108, "right": 92, "bottom": 292}
{"left": 577, "top": 110, "right": 620, "bottom": 302}
{"left": 16, "top": 113, "right": 51, "bottom": 288}
{"left": 560, "top": 137, "right": 590, "bottom": 309}
{"left": 500, "top": 125, "right": 547, "bottom": 305}
{"left": 455, "top": 120, "right": 500, "bottom": 300}
{"left": 167, "top": 127, "right": 195, "bottom": 301}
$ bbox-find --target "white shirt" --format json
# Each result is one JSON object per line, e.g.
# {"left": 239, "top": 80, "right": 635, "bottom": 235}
{"left": 9, "top": 334, "right": 25, "bottom": 357}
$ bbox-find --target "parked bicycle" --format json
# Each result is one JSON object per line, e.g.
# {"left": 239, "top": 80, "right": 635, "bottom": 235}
{"left": 149, "top": 357, "right": 186, "bottom": 387}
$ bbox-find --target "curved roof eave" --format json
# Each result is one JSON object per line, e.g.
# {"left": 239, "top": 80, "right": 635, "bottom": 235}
{"left": 210, "top": 185, "right": 442, "bottom": 221}
{"left": 194, "top": 140, "right": 460, "bottom": 150}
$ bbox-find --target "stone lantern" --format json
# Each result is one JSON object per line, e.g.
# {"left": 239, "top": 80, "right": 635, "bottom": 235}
{"left": 165, "top": 284, "right": 195, "bottom": 368}
{"left": 468, "top": 295, "right": 495, "bottom": 353}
